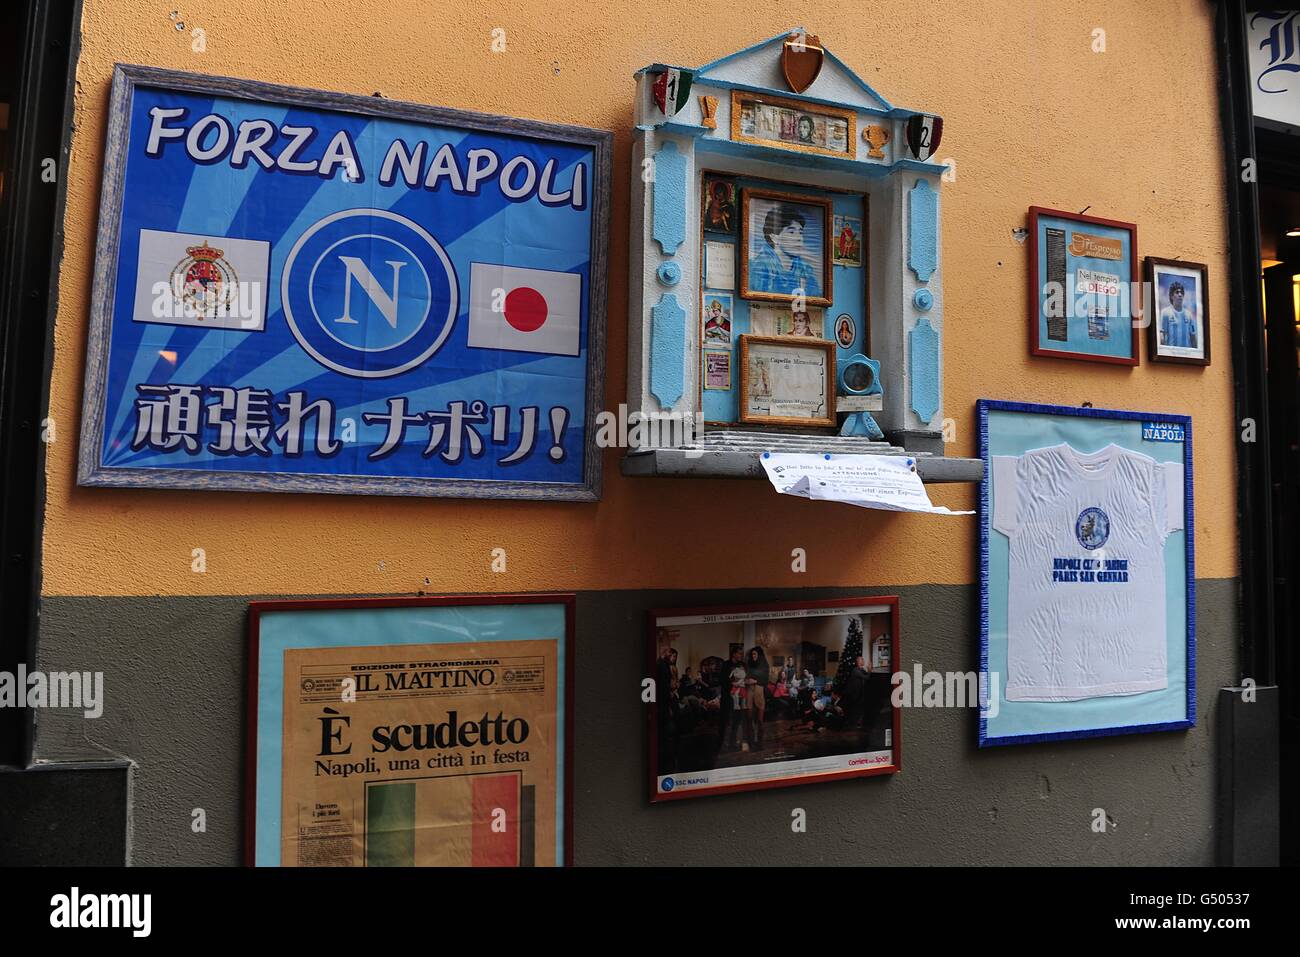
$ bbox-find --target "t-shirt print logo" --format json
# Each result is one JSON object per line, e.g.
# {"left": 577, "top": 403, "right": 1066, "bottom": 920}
{"left": 1075, "top": 507, "right": 1110, "bottom": 550}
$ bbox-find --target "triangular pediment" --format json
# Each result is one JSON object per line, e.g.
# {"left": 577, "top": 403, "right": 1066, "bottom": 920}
{"left": 696, "top": 29, "right": 892, "bottom": 112}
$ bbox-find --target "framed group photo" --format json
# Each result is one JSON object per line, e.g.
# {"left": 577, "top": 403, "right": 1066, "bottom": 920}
{"left": 740, "top": 188, "right": 833, "bottom": 307}
{"left": 648, "top": 597, "right": 901, "bottom": 801}
{"left": 1145, "top": 257, "right": 1210, "bottom": 366}
{"left": 731, "top": 91, "right": 856, "bottom": 159}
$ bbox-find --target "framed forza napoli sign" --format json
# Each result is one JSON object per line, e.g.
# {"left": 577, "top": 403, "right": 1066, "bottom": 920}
{"left": 77, "top": 65, "right": 611, "bottom": 500}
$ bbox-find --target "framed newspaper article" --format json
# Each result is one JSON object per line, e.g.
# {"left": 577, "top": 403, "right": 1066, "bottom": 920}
{"left": 246, "top": 594, "right": 574, "bottom": 866}
{"left": 1027, "top": 207, "right": 1139, "bottom": 366}
{"left": 648, "top": 597, "right": 900, "bottom": 802}
{"left": 978, "top": 399, "right": 1195, "bottom": 747}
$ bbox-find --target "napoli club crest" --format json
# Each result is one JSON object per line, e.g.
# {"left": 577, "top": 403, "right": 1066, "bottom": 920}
{"left": 171, "top": 241, "right": 239, "bottom": 319}
{"left": 1075, "top": 507, "right": 1110, "bottom": 550}
{"left": 281, "top": 208, "right": 458, "bottom": 378}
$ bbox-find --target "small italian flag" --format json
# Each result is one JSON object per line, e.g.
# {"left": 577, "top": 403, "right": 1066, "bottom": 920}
{"left": 652, "top": 69, "right": 693, "bottom": 118}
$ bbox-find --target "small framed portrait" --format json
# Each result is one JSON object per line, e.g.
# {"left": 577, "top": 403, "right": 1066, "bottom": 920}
{"left": 740, "top": 188, "right": 833, "bottom": 307}
{"left": 1027, "top": 206, "right": 1139, "bottom": 365}
{"left": 833, "top": 215, "right": 863, "bottom": 267}
{"left": 749, "top": 303, "right": 822, "bottom": 338}
{"left": 834, "top": 313, "right": 856, "bottom": 349}
{"left": 701, "top": 176, "right": 737, "bottom": 233}
{"left": 1145, "top": 257, "right": 1210, "bottom": 366}
{"left": 701, "top": 292, "right": 732, "bottom": 347}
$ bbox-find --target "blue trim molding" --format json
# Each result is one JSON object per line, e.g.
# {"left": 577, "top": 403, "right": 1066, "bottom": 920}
{"left": 908, "top": 318, "right": 939, "bottom": 425}
{"left": 908, "top": 178, "right": 938, "bottom": 282}
{"left": 652, "top": 140, "right": 687, "bottom": 255}
{"left": 650, "top": 293, "right": 687, "bottom": 408}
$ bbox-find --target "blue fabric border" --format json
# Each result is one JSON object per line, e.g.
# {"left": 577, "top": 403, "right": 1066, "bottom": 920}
{"left": 975, "top": 399, "right": 1196, "bottom": 748}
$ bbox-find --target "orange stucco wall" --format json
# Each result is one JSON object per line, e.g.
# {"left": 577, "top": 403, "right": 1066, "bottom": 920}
{"left": 41, "top": 0, "right": 1237, "bottom": 597}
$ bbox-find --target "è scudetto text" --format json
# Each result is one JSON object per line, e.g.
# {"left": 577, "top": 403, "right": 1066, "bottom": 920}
{"left": 316, "top": 706, "right": 530, "bottom": 756}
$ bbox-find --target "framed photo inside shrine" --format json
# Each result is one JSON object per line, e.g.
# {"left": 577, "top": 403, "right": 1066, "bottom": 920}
{"left": 648, "top": 597, "right": 901, "bottom": 801}
{"left": 1027, "top": 207, "right": 1139, "bottom": 365}
{"left": 729, "top": 91, "right": 856, "bottom": 160}
{"left": 740, "top": 188, "right": 833, "bottom": 306}
{"left": 738, "top": 334, "right": 835, "bottom": 428}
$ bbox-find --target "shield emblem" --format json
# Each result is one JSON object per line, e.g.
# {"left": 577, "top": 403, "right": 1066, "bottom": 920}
{"left": 781, "top": 32, "right": 823, "bottom": 93}
{"left": 905, "top": 113, "right": 944, "bottom": 161}
{"left": 652, "top": 68, "right": 693, "bottom": 118}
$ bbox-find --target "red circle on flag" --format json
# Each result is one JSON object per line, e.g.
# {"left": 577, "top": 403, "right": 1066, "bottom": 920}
{"left": 504, "top": 286, "right": 548, "bottom": 332}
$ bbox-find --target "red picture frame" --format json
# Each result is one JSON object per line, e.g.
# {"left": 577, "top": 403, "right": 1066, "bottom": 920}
{"left": 245, "top": 593, "right": 576, "bottom": 867}
{"left": 1027, "top": 206, "right": 1139, "bottom": 366}
{"left": 647, "top": 596, "right": 901, "bottom": 802}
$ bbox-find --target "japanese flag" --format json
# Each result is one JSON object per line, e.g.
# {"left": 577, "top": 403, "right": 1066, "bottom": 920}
{"left": 467, "top": 263, "right": 582, "bottom": 356}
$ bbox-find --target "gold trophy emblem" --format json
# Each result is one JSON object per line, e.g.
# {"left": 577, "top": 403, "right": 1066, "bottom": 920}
{"left": 863, "top": 125, "right": 890, "bottom": 159}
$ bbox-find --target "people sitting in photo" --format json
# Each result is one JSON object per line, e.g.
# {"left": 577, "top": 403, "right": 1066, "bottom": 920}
{"left": 808, "top": 689, "right": 847, "bottom": 733}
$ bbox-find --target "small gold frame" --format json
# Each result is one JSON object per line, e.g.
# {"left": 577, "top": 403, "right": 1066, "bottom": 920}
{"left": 730, "top": 90, "right": 857, "bottom": 159}
{"left": 738, "top": 334, "right": 836, "bottom": 429}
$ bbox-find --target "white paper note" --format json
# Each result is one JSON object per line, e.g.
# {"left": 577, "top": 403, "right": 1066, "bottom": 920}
{"left": 760, "top": 453, "right": 974, "bottom": 515}
{"left": 704, "top": 241, "right": 735, "bottom": 290}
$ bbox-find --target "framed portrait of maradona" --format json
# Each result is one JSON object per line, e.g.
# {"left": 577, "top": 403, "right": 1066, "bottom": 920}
{"left": 1145, "top": 256, "right": 1210, "bottom": 366}
{"left": 739, "top": 188, "right": 833, "bottom": 307}
{"left": 977, "top": 399, "right": 1195, "bottom": 747}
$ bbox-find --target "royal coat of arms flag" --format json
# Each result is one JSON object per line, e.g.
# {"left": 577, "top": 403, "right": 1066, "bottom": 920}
{"left": 132, "top": 228, "right": 271, "bottom": 331}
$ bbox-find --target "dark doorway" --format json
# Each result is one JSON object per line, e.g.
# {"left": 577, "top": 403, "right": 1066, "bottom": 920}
{"left": 1257, "top": 148, "right": 1300, "bottom": 868}
{"left": 0, "top": 0, "right": 77, "bottom": 766}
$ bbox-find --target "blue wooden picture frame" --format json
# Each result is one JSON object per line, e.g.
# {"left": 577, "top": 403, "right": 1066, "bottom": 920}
{"left": 977, "top": 399, "right": 1195, "bottom": 747}
{"left": 77, "top": 65, "right": 612, "bottom": 501}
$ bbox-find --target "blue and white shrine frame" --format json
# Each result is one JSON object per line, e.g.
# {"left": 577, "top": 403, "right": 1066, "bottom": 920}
{"left": 976, "top": 399, "right": 1196, "bottom": 747}
{"left": 77, "top": 65, "right": 612, "bottom": 500}
{"left": 626, "top": 30, "right": 951, "bottom": 448}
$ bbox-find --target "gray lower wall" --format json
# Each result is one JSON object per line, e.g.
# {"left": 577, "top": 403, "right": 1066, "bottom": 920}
{"left": 30, "top": 580, "right": 1239, "bottom": 866}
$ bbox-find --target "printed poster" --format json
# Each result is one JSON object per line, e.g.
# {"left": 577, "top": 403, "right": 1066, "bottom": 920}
{"left": 79, "top": 68, "right": 609, "bottom": 499}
